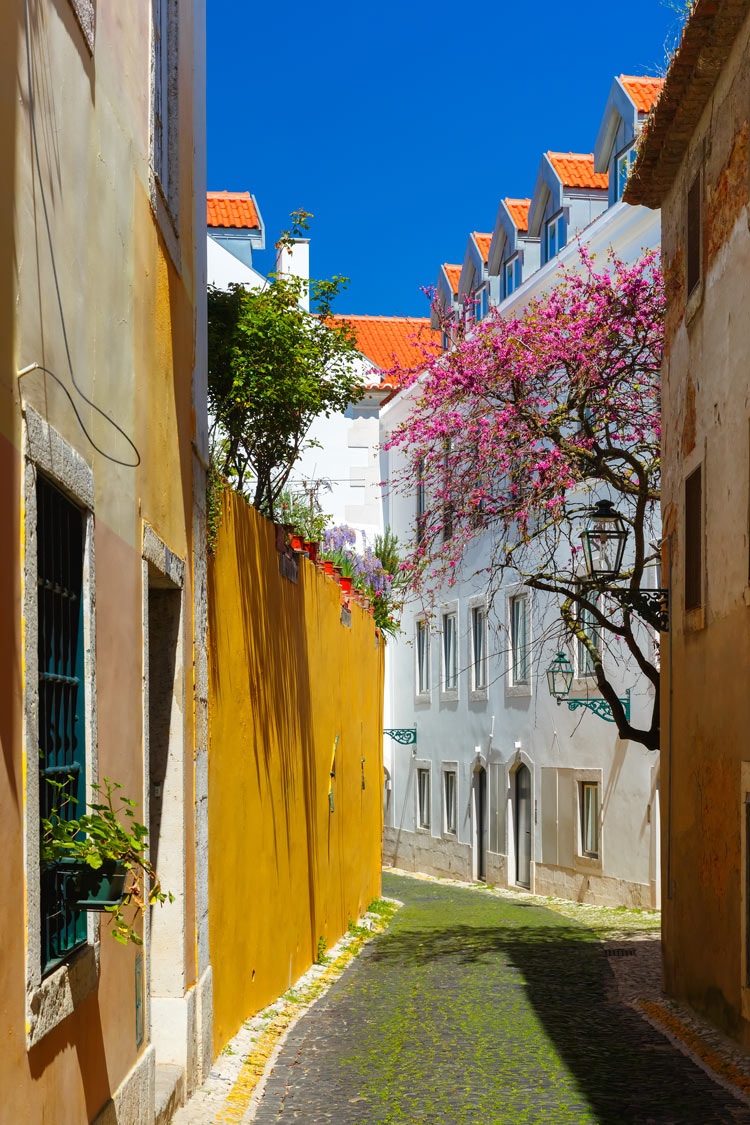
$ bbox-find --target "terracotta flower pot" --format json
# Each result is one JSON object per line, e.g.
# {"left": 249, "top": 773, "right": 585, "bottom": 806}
{"left": 304, "top": 541, "right": 318, "bottom": 564}
{"left": 332, "top": 565, "right": 343, "bottom": 583}
{"left": 340, "top": 576, "right": 353, "bottom": 595}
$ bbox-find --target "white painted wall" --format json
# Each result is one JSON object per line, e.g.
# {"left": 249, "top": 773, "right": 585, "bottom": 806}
{"left": 207, "top": 234, "right": 266, "bottom": 291}
{"left": 380, "top": 200, "right": 662, "bottom": 909}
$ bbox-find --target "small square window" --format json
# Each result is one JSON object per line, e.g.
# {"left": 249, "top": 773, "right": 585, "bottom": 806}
{"left": 418, "top": 768, "right": 431, "bottom": 829}
{"left": 444, "top": 770, "right": 457, "bottom": 834}
{"left": 442, "top": 612, "right": 457, "bottom": 691}
{"left": 580, "top": 782, "right": 600, "bottom": 858}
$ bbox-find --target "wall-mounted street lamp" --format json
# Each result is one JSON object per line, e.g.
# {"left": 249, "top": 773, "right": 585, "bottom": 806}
{"left": 545, "top": 651, "right": 631, "bottom": 724}
{"left": 580, "top": 500, "right": 669, "bottom": 632}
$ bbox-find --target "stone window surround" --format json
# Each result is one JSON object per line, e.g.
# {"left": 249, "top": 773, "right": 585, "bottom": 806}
{"left": 22, "top": 405, "right": 99, "bottom": 1049}
{"left": 440, "top": 760, "right": 459, "bottom": 838}
{"left": 573, "top": 768, "right": 603, "bottom": 873}
{"left": 467, "top": 594, "right": 489, "bottom": 702}
{"left": 414, "top": 614, "right": 431, "bottom": 704}
{"left": 505, "top": 583, "right": 532, "bottom": 698}
{"left": 414, "top": 759, "right": 432, "bottom": 834}
{"left": 439, "top": 599, "right": 459, "bottom": 703}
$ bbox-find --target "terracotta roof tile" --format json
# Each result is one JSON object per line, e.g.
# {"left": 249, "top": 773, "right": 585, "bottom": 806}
{"left": 472, "top": 233, "right": 492, "bottom": 262}
{"left": 442, "top": 264, "right": 462, "bottom": 294}
{"left": 619, "top": 75, "right": 665, "bottom": 114}
{"left": 547, "top": 152, "right": 609, "bottom": 191}
{"left": 504, "top": 198, "right": 531, "bottom": 232}
{"left": 332, "top": 315, "right": 440, "bottom": 386}
{"left": 207, "top": 190, "right": 260, "bottom": 230}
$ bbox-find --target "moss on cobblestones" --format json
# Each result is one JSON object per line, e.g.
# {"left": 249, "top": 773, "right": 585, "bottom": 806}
{"left": 252, "top": 873, "right": 750, "bottom": 1124}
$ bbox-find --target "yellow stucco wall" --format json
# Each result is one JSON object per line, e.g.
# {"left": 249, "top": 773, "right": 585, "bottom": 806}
{"left": 0, "top": 0, "right": 204, "bottom": 1117}
{"left": 208, "top": 490, "right": 384, "bottom": 1053}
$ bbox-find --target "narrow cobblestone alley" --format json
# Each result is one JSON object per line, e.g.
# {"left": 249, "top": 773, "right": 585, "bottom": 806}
{"left": 247, "top": 873, "right": 750, "bottom": 1124}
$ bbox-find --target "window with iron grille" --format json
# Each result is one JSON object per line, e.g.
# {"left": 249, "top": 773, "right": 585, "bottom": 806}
{"left": 37, "top": 475, "right": 87, "bottom": 975}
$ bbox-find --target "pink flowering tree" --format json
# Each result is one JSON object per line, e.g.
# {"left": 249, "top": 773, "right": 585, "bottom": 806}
{"left": 385, "top": 249, "right": 664, "bottom": 751}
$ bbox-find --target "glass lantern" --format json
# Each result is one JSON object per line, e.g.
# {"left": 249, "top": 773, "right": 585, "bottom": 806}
{"left": 580, "top": 500, "right": 628, "bottom": 581}
{"left": 546, "top": 652, "right": 574, "bottom": 700}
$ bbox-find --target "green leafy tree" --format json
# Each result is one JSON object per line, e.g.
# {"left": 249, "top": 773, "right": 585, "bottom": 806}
{"left": 207, "top": 212, "right": 364, "bottom": 519}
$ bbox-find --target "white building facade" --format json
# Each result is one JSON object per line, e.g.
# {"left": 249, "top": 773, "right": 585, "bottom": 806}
{"left": 381, "top": 76, "right": 665, "bottom": 909}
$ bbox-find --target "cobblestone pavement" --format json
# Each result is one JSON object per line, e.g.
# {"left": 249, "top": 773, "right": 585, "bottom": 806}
{"left": 248, "top": 872, "right": 750, "bottom": 1124}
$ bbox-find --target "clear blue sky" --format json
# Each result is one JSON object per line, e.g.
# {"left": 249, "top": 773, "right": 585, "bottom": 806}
{"left": 208, "top": 2, "right": 680, "bottom": 318}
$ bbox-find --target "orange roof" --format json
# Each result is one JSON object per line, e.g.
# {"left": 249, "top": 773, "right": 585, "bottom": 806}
{"left": 472, "top": 233, "right": 492, "bottom": 262}
{"left": 442, "top": 264, "right": 462, "bottom": 294}
{"left": 332, "top": 315, "right": 440, "bottom": 383}
{"left": 619, "top": 75, "right": 665, "bottom": 114}
{"left": 504, "top": 198, "right": 530, "bottom": 232}
{"left": 547, "top": 153, "right": 608, "bottom": 190}
{"left": 207, "top": 190, "right": 260, "bottom": 230}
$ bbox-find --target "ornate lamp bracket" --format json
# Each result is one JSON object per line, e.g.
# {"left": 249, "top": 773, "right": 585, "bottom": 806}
{"left": 383, "top": 726, "right": 418, "bottom": 755}
{"left": 609, "top": 587, "right": 669, "bottom": 632}
{"left": 558, "top": 688, "right": 631, "bottom": 724}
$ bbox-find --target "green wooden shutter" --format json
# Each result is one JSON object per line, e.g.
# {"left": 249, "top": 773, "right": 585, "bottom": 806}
{"left": 37, "top": 474, "right": 88, "bottom": 974}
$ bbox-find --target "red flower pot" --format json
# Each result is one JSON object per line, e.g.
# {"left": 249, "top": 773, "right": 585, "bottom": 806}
{"left": 340, "top": 576, "right": 353, "bottom": 595}
{"left": 305, "top": 541, "right": 318, "bottom": 564}
{"left": 323, "top": 560, "right": 334, "bottom": 576}
{"left": 290, "top": 534, "right": 304, "bottom": 551}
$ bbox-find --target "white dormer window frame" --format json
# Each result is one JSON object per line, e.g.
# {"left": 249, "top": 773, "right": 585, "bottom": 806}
{"left": 616, "top": 144, "right": 637, "bottom": 201}
{"left": 504, "top": 254, "right": 520, "bottom": 299}
{"left": 545, "top": 211, "right": 565, "bottom": 263}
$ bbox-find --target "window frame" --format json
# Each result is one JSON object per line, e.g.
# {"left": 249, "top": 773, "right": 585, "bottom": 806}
{"left": 442, "top": 765, "right": 458, "bottom": 836}
{"left": 616, "top": 144, "right": 636, "bottom": 201}
{"left": 416, "top": 765, "right": 432, "bottom": 831}
{"left": 470, "top": 601, "right": 488, "bottom": 696}
{"left": 504, "top": 254, "right": 519, "bottom": 299}
{"left": 575, "top": 598, "right": 601, "bottom": 680}
{"left": 150, "top": 0, "right": 181, "bottom": 268}
{"left": 545, "top": 211, "right": 565, "bottom": 263}
{"left": 579, "top": 781, "right": 600, "bottom": 859}
{"left": 22, "top": 406, "right": 100, "bottom": 1048}
{"left": 507, "top": 590, "right": 531, "bottom": 693}
{"left": 416, "top": 457, "right": 427, "bottom": 545}
{"left": 440, "top": 606, "right": 459, "bottom": 699}
{"left": 415, "top": 617, "right": 431, "bottom": 700}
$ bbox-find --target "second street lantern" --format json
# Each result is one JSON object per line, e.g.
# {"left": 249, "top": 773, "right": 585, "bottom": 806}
{"left": 580, "top": 500, "right": 628, "bottom": 580}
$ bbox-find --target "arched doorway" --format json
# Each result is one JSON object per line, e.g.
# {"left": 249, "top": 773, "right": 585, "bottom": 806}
{"left": 474, "top": 766, "right": 487, "bottom": 882}
{"left": 515, "top": 763, "right": 531, "bottom": 888}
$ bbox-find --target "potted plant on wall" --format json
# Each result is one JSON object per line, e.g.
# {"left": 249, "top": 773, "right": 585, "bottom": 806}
{"left": 41, "top": 776, "right": 173, "bottom": 945}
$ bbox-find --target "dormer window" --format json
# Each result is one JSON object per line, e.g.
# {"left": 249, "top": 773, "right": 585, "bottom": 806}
{"left": 616, "top": 146, "right": 636, "bottom": 200}
{"left": 473, "top": 288, "right": 487, "bottom": 323}
{"left": 504, "top": 256, "right": 521, "bottom": 299}
{"left": 545, "top": 212, "right": 565, "bottom": 263}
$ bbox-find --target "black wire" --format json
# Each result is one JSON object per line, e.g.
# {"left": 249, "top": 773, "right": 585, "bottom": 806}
{"left": 22, "top": 0, "right": 141, "bottom": 469}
